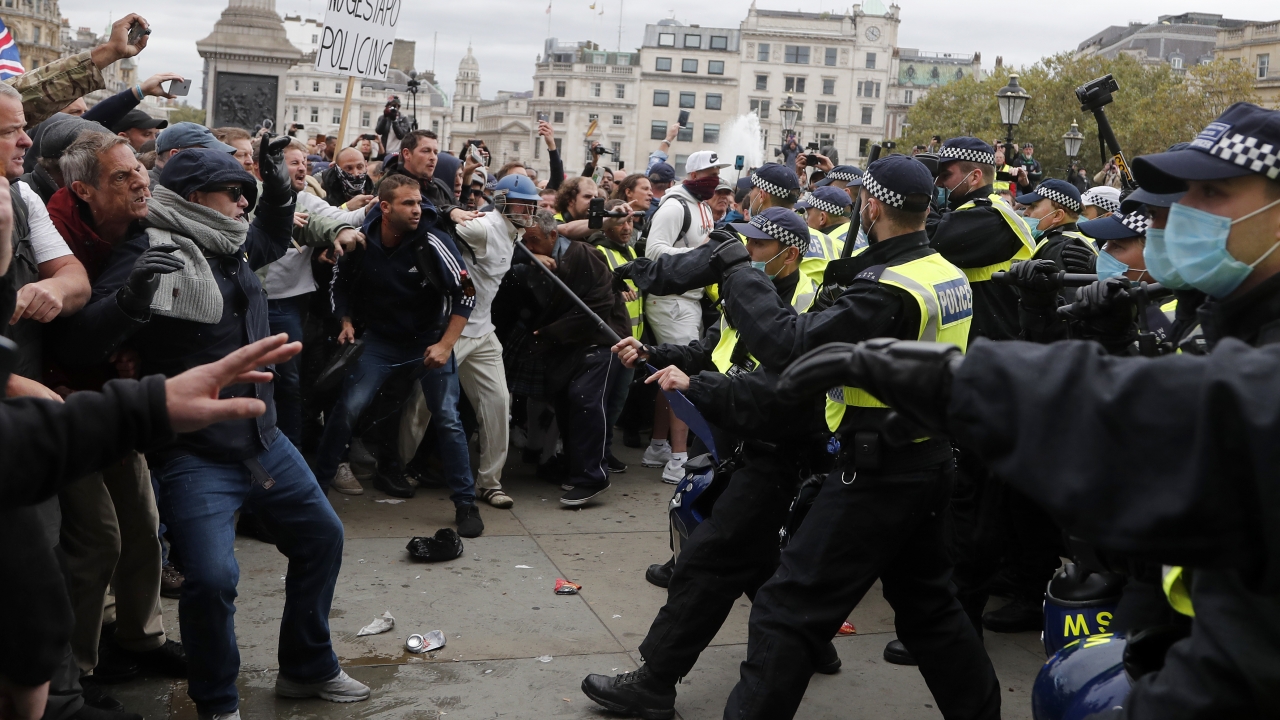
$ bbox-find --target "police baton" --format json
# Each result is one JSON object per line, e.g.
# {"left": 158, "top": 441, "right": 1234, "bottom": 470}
{"left": 512, "top": 239, "right": 623, "bottom": 346}
{"left": 991, "top": 270, "right": 1099, "bottom": 288}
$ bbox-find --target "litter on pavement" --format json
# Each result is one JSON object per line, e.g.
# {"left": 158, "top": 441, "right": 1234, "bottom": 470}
{"left": 356, "top": 611, "right": 395, "bottom": 637}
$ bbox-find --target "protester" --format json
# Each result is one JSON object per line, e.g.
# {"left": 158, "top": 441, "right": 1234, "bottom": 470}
{"left": 376, "top": 96, "right": 412, "bottom": 155}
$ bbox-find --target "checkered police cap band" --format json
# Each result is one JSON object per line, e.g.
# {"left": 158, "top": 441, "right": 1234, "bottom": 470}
{"left": 749, "top": 214, "right": 808, "bottom": 250}
{"left": 1083, "top": 191, "right": 1120, "bottom": 214}
{"left": 939, "top": 145, "right": 995, "bottom": 166}
{"left": 1207, "top": 131, "right": 1280, "bottom": 181}
{"left": 751, "top": 173, "right": 791, "bottom": 198}
{"left": 862, "top": 171, "right": 905, "bottom": 209}
{"left": 828, "top": 168, "right": 860, "bottom": 182}
{"left": 799, "top": 192, "right": 849, "bottom": 216}
{"left": 1034, "top": 184, "right": 1081, "bottom": 213}
{"left": 1119, "top": 212, "right": 1149, "bottom": 236}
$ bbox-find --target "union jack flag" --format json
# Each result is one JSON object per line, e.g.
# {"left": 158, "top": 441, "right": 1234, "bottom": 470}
{"left": 0, "top": 19, "right": 26, "bottom": 81}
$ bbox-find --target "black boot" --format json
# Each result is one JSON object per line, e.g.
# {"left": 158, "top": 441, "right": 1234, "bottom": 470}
{"left": 882, "top": 639, "right": 917, "bottom": 666}
{"left": 645, "top": 557, "right": 674, "bottom": 588}
{"left": 815, "top": 641, "right": 842, "bottom": 674}
{"left": 581, "top": 665, "right": 676, "bottom": 720}
{"left": 455, "top": 504, "right": 484, "bottom": 538}
{"left": 372, "top": 470, "right": 416, "bottom": 498}
{"left": 982, "top": 597, "right": 1044, "bottom": 633}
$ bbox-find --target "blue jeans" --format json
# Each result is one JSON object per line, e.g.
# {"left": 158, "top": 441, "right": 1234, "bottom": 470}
{"left": 268, "top": 296, "right": 308, "bottom": 447}
{"left": 152, "top": 435, "right": 343, "bottom": 714}
{"left": 604, "top": 364, "right": 635, "bottom": 450}
{"left": 316, "top": 334, "right": 476, "bottom": 507}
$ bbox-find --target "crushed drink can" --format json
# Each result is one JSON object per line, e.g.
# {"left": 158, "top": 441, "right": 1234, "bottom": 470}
{"left": 554, "top": 578, "right": 582, "bottom": 595}
{"left": 405, "top": 629, "right": 447, "bottom": 653}
{"left": 837, "top": 621, "right": 856, "bottom": 636}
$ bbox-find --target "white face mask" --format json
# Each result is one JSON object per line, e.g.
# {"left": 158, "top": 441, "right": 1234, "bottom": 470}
{"left": 859, "top": 201, "right": 878, "bottom": 244}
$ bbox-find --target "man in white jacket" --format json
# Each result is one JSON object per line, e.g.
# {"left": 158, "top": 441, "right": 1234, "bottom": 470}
{"left": 398, "top": 174, "right": 540, "bottom": 509}
{"left": 641, "top": 150, "right": 728, "bottom": 482}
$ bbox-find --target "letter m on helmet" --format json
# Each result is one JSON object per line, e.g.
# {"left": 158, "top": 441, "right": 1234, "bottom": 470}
{"left": 1063, "top": 613, "right": 1091, "bottom": 637}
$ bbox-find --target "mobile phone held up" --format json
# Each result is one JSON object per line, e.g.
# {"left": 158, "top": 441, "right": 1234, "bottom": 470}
{"left": 537, "top": 112, "right": 549, "bottom": 123}
{"left": 127, "top": 21, "right": 150, "bottom": 46}
{"left": 166, "top": 79, "right": 191, "bottom": 97}
{"left": 677, "top": 110, "right": 690, "bottom": 128}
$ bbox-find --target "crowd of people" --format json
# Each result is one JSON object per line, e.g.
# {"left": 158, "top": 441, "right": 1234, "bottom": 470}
{"left": 1, "top": 10, "right": 1279, "bottom": 720}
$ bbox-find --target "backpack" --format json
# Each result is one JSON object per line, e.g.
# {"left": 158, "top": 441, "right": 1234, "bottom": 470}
{"left": 639, "top": 193, "right": 691, "bottom": 250}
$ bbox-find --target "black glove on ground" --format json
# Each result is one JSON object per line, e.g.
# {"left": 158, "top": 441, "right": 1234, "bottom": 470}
{"left": 257, "top": 132, "right": 294, "bottom": 207}
{"left": 1009, "top": 259, "right": 1062, "bottom": 309}
{"left": 1061, "top": 243, "right": 1098, "bottom": 274}
{"left": 778, "top": 339, "right": 963, "bottom": 437}
{"left": 118, "top": 244, "right": 183, "bottom": 318}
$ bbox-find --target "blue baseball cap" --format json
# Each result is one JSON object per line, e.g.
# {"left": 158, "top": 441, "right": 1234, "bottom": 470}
{"left": 861, "top": 154, "right": 935, "bottom": 212}
{"left": 1133, "top": 103, "right": 1280, "bottom": 193}
{"left": 647, "top": 162, "right": 676, "bottom": 184}
{"left": 750, "top": 162, "right": 801, "bottom": 199}
{"left": 796, "top": 186, "right": 852, "bottom": 215}
{"left": 1079, "top": 210, "right": 1150, "bottom": 242}
{"left": 1015, "top": 179, "right": 1083, "bottom": 214}
{"left": 156, "top": 122, "right": 236, "bottom": 155}
{"left": 730, "top": 206, "right": 810, "bottom": 250}
{"left": 937, "top": 137, "right": 996, "bottom": 168}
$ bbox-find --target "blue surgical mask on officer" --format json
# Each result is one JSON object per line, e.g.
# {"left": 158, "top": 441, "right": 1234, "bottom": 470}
{"left": 750, "top": 248, "right": 788, "bottom": 279}
{"left": 1162, "top": 197, "right": 1280, "bottom": 298}
{"left": 1095, "top": 249, "right": 1130, "bottom": 280}
{"left": 1142, "top": 227, "right": 1192, "bottom": 289}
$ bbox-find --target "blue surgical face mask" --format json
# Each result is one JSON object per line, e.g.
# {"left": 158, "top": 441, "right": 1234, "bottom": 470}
{"left": 750, "top": 248, "right": 787, "bottom": 279}
{"left": 1164, "top": 198, "right": 1280, "bottom": 298}
{"left": 1142, "top": 228, "right": 1192, "bottom": 290}
{"left": 1095, "top": 248, "right": 1129, "bottom": 280}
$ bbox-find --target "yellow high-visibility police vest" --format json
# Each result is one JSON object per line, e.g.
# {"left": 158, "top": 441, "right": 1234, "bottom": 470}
{"left": 1033, "top": 229, "right": 1099, "bottom": 258}
{"left": 825, "top": 253, "right": 973, "bottom": 431}
{"left": 826, "top": 219, "right": 853, "bottom": 247}
{"left": 1162, "top": 565, "right": 1194, "bottom": 617}
{"left": 954, "top": 193, "right": 1036, "bottom": 283}
{"left": 800, "top": 227, "right": 845, "bottom": 288}
{"left": 595, "top": 245, "right": 644, "bottom": 340}
{"left": 711, "top": 272, "right": 819, "bottom": 376}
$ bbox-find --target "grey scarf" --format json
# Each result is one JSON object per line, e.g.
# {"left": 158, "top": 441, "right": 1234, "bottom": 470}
{"left": 144, "top": 185, "right": 249, "bottom": 323}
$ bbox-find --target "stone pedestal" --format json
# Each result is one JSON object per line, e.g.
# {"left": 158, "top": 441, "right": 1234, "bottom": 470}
{"left": 196, "top": 0, "right": 302, "bottom": 130}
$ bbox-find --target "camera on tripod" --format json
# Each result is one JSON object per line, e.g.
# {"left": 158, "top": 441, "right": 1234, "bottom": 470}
{"left": 1075, "top": 74, "right": 1119, "bottom": 113}
{"left": 586, "top": 197, "right": 638, "bottom": 230}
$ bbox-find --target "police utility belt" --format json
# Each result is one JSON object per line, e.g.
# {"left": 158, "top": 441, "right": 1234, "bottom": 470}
{"left": 829, "top": 431, "right": 952, "bottom": 474}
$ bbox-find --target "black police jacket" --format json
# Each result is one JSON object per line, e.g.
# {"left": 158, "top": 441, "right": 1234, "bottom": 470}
{"left": 926, "top": 185, "right": 1024, "bottom": 341}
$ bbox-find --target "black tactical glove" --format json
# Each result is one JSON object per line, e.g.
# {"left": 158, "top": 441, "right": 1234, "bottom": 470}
{"left": 706, "top": 227, "right": 740, "bottom": 247}
{"left": 1008, "top": 259, "right": 1061, "bottom": 309}
{"left": 1061, "top": 243, "right": 1098, "bottom": 274}
{"left": 709, "top": 236, "right": 751, "bottom": 280}
{"left": 778, "top": 339, "right": 963, "bottom": 437}
{"left": 118, "top": 244, "right": 183, "bottom": 318}
{"left": 1062, "top": 278, "right": 1137, "bottom": 339}
{"left": 257, "top": 132, "right": 294, "bottom": 207}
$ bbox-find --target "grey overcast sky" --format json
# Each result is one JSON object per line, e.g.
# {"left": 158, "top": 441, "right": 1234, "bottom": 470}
{"left": 55, "top": 0, "right": 1275, "bottom": 107}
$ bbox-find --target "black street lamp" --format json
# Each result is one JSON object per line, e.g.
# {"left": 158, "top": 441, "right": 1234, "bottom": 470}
{"left": 407, "top": 71, "right": 421, "bottom": 130}
{"left": 995, "top": 74, "right": 1030, "bottom": 147}
{"left": 1062, "top": 120, "right": 1084, "bottom": 179}
{"left": 778, "top": 94, "right": 801, "bottom": 143}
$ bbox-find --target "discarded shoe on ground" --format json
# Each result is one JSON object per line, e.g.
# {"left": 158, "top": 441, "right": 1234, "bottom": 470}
{"left": 405, "top": 528, "right": 464, "bottom": 562}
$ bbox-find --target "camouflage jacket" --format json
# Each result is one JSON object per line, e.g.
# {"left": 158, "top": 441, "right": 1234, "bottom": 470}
{"left": 5, "top": 51, "right": 106, "bottom": 128}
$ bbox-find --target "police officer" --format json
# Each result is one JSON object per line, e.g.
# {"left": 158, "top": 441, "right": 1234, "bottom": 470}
{"left": 782, "top": 101, "right": 1280, "bottom": 720}
{"left": 928, "top": 137, "right": 1036, "bottom": 341}
{"left": 712, "top": 155, "right": 999, "bottom": 720}
{"left": 1018, "top": 179, "right": 1095, "bottom": 266}
{"left": 797, "top": 186, "right": 853, "bottom": 249}
{"left": 741, "top": 163, "right": 841, "bottom": 286}
{"left": 579, "top": 208, "right": 835, "bottom": 720}
{"left": 818, "top": 164, "right": 864, "bottom": 206}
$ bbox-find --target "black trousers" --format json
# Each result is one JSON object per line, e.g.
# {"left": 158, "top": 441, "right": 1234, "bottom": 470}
{"left": 638, "top": 447, "right": 799, "bottom": 681}
{"left": 723, "top": 462, "right": 1001, "bottom": 720}
{"left": 551, "top": 347, "right": 617, "bottom": 489}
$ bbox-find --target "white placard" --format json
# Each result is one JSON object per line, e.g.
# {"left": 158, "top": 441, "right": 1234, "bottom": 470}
{"left": 314, "top": 0, "right": 402, "bottom": 81}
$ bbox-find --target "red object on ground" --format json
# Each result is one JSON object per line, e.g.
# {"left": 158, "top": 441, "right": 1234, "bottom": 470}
{"left": 837, "top": 621, "right": 856, "bottom": 635}
{"left": 555, "top": 578, "right": 582, "bottom": 595}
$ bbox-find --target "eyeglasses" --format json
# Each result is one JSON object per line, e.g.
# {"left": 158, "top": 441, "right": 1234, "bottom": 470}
{"left": 206, "top": 186, "right": 244, "bottom": 201}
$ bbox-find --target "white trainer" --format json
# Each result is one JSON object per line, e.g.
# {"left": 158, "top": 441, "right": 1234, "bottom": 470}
{"left": 662, "top": 455, "right": 688, "bottom": 484}
{"left": 276, "top": 669, "right": 371, "bottom": 703}
{"left": 641, "top": 441, "right": 672, "bottom": 468}
{"left": 331, "top": 463, "right": 364, "bottom": 495}
{"left": 197, "top": 712, "right": 240, "bottom": 720}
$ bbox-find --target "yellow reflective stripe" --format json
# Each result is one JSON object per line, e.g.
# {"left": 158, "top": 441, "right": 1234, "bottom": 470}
{"left": 963, "top": 261, "right": 1012, "bottom": 283}
{"left": 954, "top": 193, "right": 1035, "bottom": 276}
{"left": 1162, "top": 566, "right": 1195, "bottom": 617}
{"left": 1064, "top": 231, "right": 1099, "bottom": 254}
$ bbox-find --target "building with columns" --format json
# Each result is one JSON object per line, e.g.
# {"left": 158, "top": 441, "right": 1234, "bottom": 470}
{"left": 449, "top": 46, "right": 482, "bottom": 153}
{"left": 737, "top": 1, "right": 898, "bottom": 167}
{"left": 475, "top": 90, "right": 533, "bottom": 169}
{"left": 0, "top": 0, "right": 61, "bottom": 71}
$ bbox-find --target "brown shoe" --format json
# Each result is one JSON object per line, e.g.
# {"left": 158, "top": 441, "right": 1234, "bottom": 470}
{"left": 160, "top": 563, "right": 184, "bottom": 599}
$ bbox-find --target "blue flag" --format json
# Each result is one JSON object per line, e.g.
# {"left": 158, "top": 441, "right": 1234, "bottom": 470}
{"left": 0, "top": 19, "right": 25, "bottom": 81}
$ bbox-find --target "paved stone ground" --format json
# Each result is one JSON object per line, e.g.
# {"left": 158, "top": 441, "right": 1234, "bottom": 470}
{"left": 112, "top": 443, "right": 1046, "bottom": 719}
